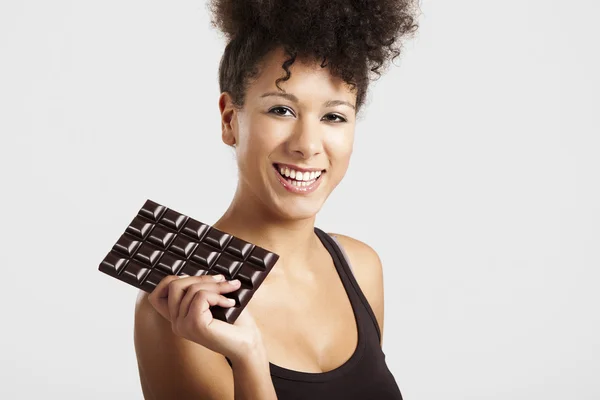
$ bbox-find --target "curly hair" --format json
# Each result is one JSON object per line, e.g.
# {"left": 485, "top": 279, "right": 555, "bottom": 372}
{"left": 207, "top": 0, "right": 420, "bottom": 119}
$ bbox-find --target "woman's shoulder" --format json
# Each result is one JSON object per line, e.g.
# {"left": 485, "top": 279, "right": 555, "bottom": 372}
{"left": 326, "top": 232, "right": 386, "bottom": 345}
{"left": 326, "top": 232, "right": 383, "bottom": 269}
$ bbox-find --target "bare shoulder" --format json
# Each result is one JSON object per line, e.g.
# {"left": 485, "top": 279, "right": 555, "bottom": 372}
{"left": 328, "top": 233, "right": 383, "bottom": 267}
{"left": 327, "top": 233, "right": 385, "bottom": 346}
{"left": 134, "top": 290, "right": 234, "bottom": 400}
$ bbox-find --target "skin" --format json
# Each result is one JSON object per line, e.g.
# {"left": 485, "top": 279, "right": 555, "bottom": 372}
{"left": 213, "top": 46, "right": 385, "bottom": 370}
{"left": 134, "top": 46, "right": 386, "bottom": 398}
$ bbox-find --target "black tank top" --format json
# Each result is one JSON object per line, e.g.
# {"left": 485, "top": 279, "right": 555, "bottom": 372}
{"left": 226, "top": 227, "right": 403, "bottom": 399}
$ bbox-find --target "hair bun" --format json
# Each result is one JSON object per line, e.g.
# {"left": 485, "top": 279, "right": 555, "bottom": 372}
{"left": 209, "top": 0, "right": 420, "bottom": 115}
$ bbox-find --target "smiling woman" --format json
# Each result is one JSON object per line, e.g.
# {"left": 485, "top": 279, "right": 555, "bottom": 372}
{"left": 133, "top": 0, "right": 420, "bottom": 399}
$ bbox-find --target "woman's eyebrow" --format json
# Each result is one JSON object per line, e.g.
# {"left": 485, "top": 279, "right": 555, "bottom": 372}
{"left": 260, "top": 91, "right": 356, "bottom": 110}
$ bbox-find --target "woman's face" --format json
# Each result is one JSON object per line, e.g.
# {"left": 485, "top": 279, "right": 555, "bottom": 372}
{"left": 220, "top": 47, "right": 357, "bottom": 221}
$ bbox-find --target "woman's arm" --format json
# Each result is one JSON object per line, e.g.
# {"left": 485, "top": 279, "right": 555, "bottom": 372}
{"left": 230, "top": 345, "right": 277, "bottom": 400}
{"left": 134, "top": 291, "right": 277, "bottom": 400}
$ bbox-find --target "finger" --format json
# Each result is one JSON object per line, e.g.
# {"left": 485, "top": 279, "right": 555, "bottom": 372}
{"left": 149, "top": 274, "right": 180, "bottom": 302}
{"left": 147, "top": 275, "right": 180, "bottom": 321}
{"left": 218, "top": 278, "right": 242, "bottom": 294}
{"left": 186, "top": 290, "right": 240, "bottom": 344}
{"left": 180, "top": 289, "right": 236, "bottom": 320}
{"left": 179, "top": 280, "right": 241, "bottom": 319}
{"left": 167, "top": 277, "right": 193, "bottom": 322}
{"left": 187, "top": 290, "right": 233, "bottom": 326}
{"left": 167, "top": 275, "right": 236, "bottom": 321}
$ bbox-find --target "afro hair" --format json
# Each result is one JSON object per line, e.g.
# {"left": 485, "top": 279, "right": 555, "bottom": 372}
{"left": 208, "top": 0, "right": 420, "bottom": 118}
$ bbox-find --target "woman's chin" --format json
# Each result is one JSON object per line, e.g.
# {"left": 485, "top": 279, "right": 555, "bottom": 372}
{"left": 270, "top": 198, "right": 324, "bottom": 221}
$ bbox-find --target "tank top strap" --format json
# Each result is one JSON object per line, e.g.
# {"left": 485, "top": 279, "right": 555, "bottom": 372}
{"left": 330, "top": 234, "right": 355, "bottom": 276}
{"left": 314, "top": 227, "right": 382, "bottom": 344}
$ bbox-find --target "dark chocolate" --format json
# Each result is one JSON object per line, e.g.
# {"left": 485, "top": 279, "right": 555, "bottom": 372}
{"left": 98, "top": 199, "right": 279, "bottom": 324}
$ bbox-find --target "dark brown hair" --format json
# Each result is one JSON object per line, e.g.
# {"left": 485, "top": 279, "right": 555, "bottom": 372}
{"left": 208, "top": 0, "right": 420, "bottom": 119}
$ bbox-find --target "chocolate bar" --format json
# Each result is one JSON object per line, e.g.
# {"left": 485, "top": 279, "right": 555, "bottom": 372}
{"left": 98, "top": 199, "right": 279, "bottom": 324}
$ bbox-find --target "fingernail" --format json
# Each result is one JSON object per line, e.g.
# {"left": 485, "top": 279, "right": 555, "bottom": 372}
{"left": 229, "top": 279, "right": 240, "bottom": 285}
{"left": 212, "top": 274, "right": 225, "bottom": 281}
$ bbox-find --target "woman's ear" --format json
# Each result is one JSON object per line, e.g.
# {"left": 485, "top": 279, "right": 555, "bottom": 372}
{"left": 218, "top": 92, "right": 237, "bottom": 147}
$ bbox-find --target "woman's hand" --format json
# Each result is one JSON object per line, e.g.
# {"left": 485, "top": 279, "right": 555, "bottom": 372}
{"left": 147, "top": 273, "right": 264, "bottom": 363}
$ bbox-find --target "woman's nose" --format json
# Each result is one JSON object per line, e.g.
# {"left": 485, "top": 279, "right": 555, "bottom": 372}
{"left": 286, "top": 119, "right": 324, "bottom": 158}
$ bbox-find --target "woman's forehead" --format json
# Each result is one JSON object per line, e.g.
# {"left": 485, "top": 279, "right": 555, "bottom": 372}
{"left": 251, "top": 52, "right": 355, "bottom": 101}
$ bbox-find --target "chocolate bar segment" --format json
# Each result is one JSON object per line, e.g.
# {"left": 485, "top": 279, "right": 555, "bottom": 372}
{"left": 99, "top": 199, "right": 279, "bottom": 324}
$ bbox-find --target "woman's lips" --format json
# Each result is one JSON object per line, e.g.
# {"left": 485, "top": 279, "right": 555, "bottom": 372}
{"left": 272, "top": 164, "right": 323, "bottom": 194}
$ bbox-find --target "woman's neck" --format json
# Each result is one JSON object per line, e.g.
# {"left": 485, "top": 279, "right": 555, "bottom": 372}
{"left": 212, "top": 186, "right": 321, "bottom": 276}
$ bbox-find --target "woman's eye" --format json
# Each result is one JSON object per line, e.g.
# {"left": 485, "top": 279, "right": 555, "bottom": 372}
{"left": 269, "top": 107, "right": 346, "bottom": 123}
{"left": 269, "top": 106, "right": 294, "bottom": 117}
{"left": 324, "top": 114, "right": 347, "bottom": 123}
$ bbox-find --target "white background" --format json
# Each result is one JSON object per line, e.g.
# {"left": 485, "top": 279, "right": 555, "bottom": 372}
{"left": 1, "top": 0, "right": 598, "bottom": 399}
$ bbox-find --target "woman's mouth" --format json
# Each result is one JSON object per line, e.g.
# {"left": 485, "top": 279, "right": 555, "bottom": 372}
{"left": 272, "top": 163, "right": 326, "bottom": 194}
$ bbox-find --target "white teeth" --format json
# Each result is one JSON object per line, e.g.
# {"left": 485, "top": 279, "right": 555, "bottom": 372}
{"left": 276, "top": 164, "right": 324, "bottom": 183}
{"left": 288, "top": 178, "right": 316, "bottom": 187}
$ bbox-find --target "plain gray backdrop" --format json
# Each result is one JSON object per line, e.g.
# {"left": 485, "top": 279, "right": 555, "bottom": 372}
{"left": 1, "top": 0, "right": 598, "bottom": 399}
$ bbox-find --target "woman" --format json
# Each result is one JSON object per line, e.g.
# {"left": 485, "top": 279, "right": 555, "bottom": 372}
{"left": 134, "top": 0, "right": 419, "bottom": 398}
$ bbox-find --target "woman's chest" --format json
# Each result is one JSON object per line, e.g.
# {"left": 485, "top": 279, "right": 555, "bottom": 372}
{"left": 248, "top": 262, "right": 359, "bottom": 373}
